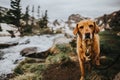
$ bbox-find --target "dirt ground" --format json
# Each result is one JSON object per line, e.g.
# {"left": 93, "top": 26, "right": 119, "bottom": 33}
{"left": 42, "top": 61, "right": 80, "bottom": 80}
{"left": 41, "top": 56, "right": 120, "bottom": 80}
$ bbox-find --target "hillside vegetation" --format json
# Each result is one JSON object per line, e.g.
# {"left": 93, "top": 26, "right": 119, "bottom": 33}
{"left": 10, "top": 30, "right": 120, "bottom": 80}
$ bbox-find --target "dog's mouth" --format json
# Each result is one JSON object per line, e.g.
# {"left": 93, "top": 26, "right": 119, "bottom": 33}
{"left": 85, "top": 33, "right": 90, "bottom": 39}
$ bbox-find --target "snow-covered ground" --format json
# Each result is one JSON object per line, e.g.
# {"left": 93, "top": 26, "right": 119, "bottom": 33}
{"left": 0, "top": 23, "right": 20, "bottom": 36}
{"left": 0, "top": 21, "right": 75, "bottom": 76}
{"left": 48, "top": 19, "right": 75, "bottom": 38}
{"left": 0, "top": 34, "right": 71, "bottom": 75}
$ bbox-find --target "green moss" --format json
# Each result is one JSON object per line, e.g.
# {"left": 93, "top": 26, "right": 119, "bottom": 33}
{"left": 46, "top": 53, "right": 70, "bottom": 64}
{"left": 55, "top": 44, "right": 72, "bottom": 53}
{"left": 100, "top": 30, "right": 120, "bottom": 54}
{"left": 14, "top": 65, "right": 24, "bottom": 75}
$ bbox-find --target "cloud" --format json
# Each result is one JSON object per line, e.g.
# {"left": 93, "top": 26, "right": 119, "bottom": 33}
{"left": 0, "top": 0, "right": 120, "bottom": 20}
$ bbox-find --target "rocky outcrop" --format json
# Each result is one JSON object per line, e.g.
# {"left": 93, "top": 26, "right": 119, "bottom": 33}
{"left": 66, "top": 14, "right": 89, "bottom": 30}
{"left": 96, "top": 10, "right": 120, "bottom": 30}
{"left": 67, "top": 14, "right": 87, "bottom": 23}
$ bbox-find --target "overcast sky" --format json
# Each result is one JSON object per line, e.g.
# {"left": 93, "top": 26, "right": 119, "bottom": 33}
{"left": 0, "top": 0, "right": 120, "bottom": 20}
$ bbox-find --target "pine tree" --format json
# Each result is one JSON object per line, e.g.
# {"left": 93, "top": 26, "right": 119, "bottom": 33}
{"left": 43, "top": 10, "right": 48, "bottom": 27}
{"left": 9, "top": 0, "right": 22, "bottom": 27}
{"left": 37, "top": 5, "right": 40, "bottom": 18}
{"left": 8, "top": 0, "right": 22, "bottom": 36}
{"left": 25, "top": 5, "right": 29, "bottom": 26}
{"left": 31, "top": 5, "right": 34, "bottom": 26}
{"left": 0, "top": 12, "right": 2, "bottom": 23}
{"left": 39, "top": 10, "right": 48, "bottom": 28}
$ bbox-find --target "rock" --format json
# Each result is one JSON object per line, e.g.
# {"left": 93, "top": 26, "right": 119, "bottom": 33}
{"left": 67, "top": 14, "right": 86, "bottom": 23}
{"left": 20, "top": 47, "right": 50, "bottom": 58}
{"left": 0, "top": 25, "right": 2, "bottom": 31}
{"left": 20, "top": 47, "right": 37, "bottom": 57}
{"left": 0, "top": 23, "right": 20, "bottom": 37}
{"left": 96, "top": 10, "right": 120, "bottom": 30}
{"left": 7, "top": 30, "right": 15, "bottom": 38}
{"left": 0, "top": 42, "right": 18, "bottom": 49}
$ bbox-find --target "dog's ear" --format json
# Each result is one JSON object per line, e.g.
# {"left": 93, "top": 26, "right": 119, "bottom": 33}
{"left": 73, "top": 24, "right": 78, "bottom": 35}
{"left": 94, "top": 22, "right": 100, "bottom": 34}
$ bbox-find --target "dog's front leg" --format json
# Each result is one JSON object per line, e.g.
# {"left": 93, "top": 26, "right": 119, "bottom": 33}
{"left": 77, "top": 50, "right": 85, "bottom": 80}
{"left": 93, "top": 34, "right": 100, "bottom": 66}
{"left": 79, "top": 59, "right": 85, "bottom": 80}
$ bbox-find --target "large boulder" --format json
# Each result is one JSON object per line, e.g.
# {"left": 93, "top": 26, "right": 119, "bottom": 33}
{"left": 20, "top": 47, "right": 37, "bottom": 57}
{"left": 20, "top": 47, "right": 50, "bottom": 58}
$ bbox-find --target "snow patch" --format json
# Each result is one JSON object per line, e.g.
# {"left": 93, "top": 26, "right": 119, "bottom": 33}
{"left": 0, "top": 34, "right": 65, "bottom": 75}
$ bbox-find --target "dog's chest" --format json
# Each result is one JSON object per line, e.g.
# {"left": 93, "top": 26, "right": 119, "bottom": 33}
{"left": 84, "top": 39, "right": 93, "bottom": 56}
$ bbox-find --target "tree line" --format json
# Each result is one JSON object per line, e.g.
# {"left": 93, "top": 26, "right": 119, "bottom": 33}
{"left": 0, "top": 0, "right": 48, "bottom": 36}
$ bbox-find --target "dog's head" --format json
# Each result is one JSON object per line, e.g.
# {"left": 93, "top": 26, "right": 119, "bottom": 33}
{"left": 73, "top": 20, "right": 100, "bottom": 40}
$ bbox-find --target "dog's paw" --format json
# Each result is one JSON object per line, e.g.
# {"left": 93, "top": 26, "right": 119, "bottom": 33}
{"left": 80, "top": 76, "right": 84, "bottom": 80}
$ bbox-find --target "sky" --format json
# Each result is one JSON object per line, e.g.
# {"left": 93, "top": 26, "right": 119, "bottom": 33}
{"left": 0, "top": 0, "right": 120, "bottom": 21}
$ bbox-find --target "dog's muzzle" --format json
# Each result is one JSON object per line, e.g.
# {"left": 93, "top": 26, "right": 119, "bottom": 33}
{"left": 85, "top": 33, "right": 90, "bottom": 39}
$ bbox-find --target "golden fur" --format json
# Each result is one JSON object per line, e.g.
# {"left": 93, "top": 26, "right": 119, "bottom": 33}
{"left": 73, "top": 19, "right": 100, "bottom": 80}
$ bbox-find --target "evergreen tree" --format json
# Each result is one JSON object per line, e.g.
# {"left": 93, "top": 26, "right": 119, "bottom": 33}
{"left": 8, "top": 0, "right": 22, "bottom": 36}
{"left": 31, "top": 5, "right": 34, "bottom": 26}
{"left": 37, "top": 5, "right": 40, "bottom": 18}
{"left": 43, "top": 10, "right": 48, "bottom": 27}
{"left": 9, "top": 0, "right": 22, "bottom": 27}
{"left": 39, "top": 10, "right": 48, "bottom": 28}
{"left": 0, "top": 11, "right": 2, "bottom": 22}
{"left": 24, "top": 5, "right": 29, "bottom": 26}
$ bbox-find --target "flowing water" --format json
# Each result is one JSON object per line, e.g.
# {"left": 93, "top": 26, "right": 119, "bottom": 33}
{"left": 0, "top": 34, "right": 65, "bottom": 76}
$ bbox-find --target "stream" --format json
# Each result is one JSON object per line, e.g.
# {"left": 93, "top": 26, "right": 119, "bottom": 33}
{"left": 0, "top": 34, "right": 67, "bottom": 77}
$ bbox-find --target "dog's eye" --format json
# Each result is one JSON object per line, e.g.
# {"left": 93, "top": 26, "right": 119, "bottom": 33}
{"left": 89, "top": 25, "right": 93, "bottom": 28}
{"left": 80, "top": 26, "right": 83, "bottom": 29}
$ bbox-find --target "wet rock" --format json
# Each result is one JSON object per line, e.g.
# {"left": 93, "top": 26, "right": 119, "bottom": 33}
{"left": 0, "top": 42, "right": 18, "bottom": 49}
{"left": 20, "top": 47, "right": 37, "bottom": 57}
{"left": 20, "top": 47, "right": 50, "bottom": 58}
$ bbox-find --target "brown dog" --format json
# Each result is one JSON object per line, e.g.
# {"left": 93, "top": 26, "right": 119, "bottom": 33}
{"left": 73, "top": 19, "right": 100, "bottom": 80}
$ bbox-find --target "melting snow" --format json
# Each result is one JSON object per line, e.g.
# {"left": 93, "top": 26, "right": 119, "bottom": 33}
{"left": 0, "top": 34, "right": 65, "bottom": 75}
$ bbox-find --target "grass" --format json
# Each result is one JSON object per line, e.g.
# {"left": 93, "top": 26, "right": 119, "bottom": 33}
{"left": 11, "top": 30, "right": 120, "bottom": 80}
{"left": 100, "top": 30, "right": 120, "bottom": 54}
{"left": 12, "top": 43, "right": 72, "bottom": 80}
{"left": 12, "top": 58, "right": 46, "bottom": 80}
{"left": 46, "top": 53, "right": 71, "bottom": 64}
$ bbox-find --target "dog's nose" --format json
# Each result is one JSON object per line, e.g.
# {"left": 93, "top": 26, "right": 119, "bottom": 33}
{"left": 85, "top": 33, "right": 90, "bottom": 39}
